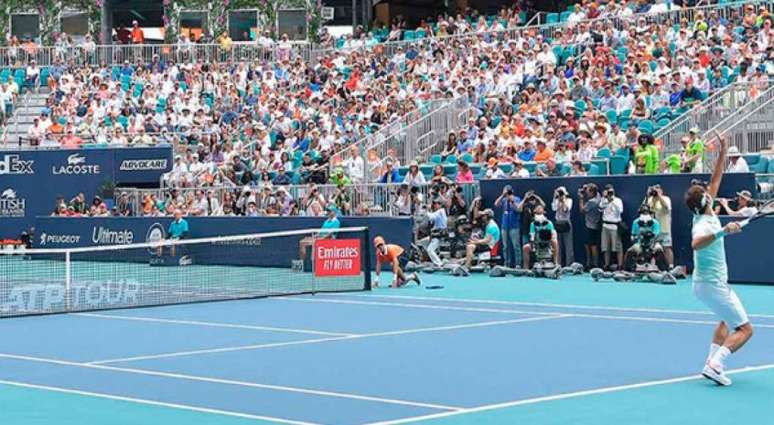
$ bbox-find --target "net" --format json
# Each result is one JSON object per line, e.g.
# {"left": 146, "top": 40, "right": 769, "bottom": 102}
{"left": 0, "top": 227, "right": 371, "bottom": 318}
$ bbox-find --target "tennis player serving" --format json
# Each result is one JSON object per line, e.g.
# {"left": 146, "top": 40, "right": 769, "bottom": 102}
{"left": 685, "top": 132, "right": 753, "bottom": 386}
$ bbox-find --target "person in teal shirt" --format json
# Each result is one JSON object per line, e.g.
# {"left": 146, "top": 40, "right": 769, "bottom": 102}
{"left": 299, "top": 205, "right": 340, "bottom": 261}
{"left": 685, "top": 135, "right": 751, "bottom": 386}
{"left": 159, "top": 209, "right": 189, "bottom": 257}
{"left": 523, "top": 205, "right": 559, "bottom": 269}
{"left": 464, "top": 209, "right": 501, "bottom": 269}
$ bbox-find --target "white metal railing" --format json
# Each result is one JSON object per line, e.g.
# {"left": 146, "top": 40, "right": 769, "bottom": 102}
{"left": 656, "top": 82, "right": 773, "bottom": 155}
{"left": 331, "top": 97, "right": 475, "bottom": 182}
{"left": 0, "top": 41, "right": 313, "bottom": 67}
{"left": 701, "top": 85, "right": 774, "bottom": 170}
{"left": 119, "top": 182, "right": 481, "bottom": 218}
{"left": 0, "top": 1, "right": 767, "bottom": 69}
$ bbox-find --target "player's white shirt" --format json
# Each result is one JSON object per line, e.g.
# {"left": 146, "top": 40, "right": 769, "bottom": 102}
{"left": 692, "top": 213, "right": 728, "bottom": 284}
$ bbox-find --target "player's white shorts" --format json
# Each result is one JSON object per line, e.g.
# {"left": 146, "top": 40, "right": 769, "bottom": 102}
{"left": 693, "top": 281, "right": 750, "bottom": 329}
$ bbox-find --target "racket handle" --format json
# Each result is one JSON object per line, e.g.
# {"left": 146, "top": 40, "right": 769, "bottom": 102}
{"left": 739, "top": 218, "right": 751, "bottom": 228}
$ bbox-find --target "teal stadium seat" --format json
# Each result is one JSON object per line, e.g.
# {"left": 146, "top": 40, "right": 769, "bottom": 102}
{"left": 610, "top": 155, "right": 629, "bottom": 175}
{"left": 546, "top": 13, "right": 559, "bottom": 24}
{"left": 754, "top": 156, "right": 769, "bottom": 174}
{"left": 596, "top": 147, "right": 613, "bottom": 159}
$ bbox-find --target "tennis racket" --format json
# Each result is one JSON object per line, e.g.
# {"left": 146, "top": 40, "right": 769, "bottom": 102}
{"left": 739, "top": 198, "right": 774, "bottom": 228}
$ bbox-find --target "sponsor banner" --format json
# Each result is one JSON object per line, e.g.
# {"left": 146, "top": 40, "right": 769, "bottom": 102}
{"left": 0, "top": 188, "right": 26, "bottom": 218}
{"left": 0, "top": 154, "right": 34, "bottom": 175}
{"left": 0, "top": 280, "right": 140, "bottom": 315}
{"left": 114, "top": 147, "right": 172, "bottom": 183}
{"left": 314, "top": 239, "right": 362, "bottom": 277}
{"left": 0, "top": 147, "right": 172, "bottom": 238}
{"left": 32, "top": 216, "right": 413, "bottom": 269}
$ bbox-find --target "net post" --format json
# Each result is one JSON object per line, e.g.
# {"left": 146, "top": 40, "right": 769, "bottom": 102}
{"left": 64, "top": 251, "right": 72, "bottom": 311}
{"left": 363, "top": 228, "right": 372, "bottom": 291}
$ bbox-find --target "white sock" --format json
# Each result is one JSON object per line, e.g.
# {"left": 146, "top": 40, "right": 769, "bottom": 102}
{"left": 710, "top": 346, "right": 732, "bottom": 370}
{"left": 707, "top": 343, "right": 721, "bottom": 363}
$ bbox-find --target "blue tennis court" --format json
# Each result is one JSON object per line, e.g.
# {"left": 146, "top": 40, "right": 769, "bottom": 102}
{"left": 2, "top": 273, "right": 774, "bottom": 425}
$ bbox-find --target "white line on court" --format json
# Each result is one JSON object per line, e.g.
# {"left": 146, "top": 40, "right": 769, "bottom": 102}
{"left": 0, "top": 352, "right": 462, "bottom": 412}
{"left": 282, "top": 296, "right": 774, "bottom": 329}
{"left": 0, "top": 378, "right": 318, "bottom": 425}
{"left": 333, "top": 293, "right": 774, "bottom": 319}
{"left": 73, "top": 312, "right": 356, "bottom": 337}
{"left": 364, "top": 362, "right": 774, "bottom": 425}
{"left": 89, "top": 315, "right": 571, "bottom": 365}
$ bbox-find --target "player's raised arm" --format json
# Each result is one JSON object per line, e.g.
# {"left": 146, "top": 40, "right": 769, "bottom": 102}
{"left": 707, "top": 131, "right": 727, "bottom": 199}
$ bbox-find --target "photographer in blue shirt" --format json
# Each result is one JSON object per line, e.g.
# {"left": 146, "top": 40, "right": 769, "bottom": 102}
{"left": 495, "top": 185, "right": 521, "bottom": 268}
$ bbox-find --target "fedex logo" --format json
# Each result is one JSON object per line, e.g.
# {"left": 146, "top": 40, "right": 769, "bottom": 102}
{"left": 0, "top": 155, "right": 34, "bottom": 175}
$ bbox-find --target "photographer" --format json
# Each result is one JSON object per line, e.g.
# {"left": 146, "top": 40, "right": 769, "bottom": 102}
{"left": 643, "top": 184, "right": 674, "bottom": 269}
{"left": 599, "top": 184, "right": 624, "bottom": 270}
{"left": 447, "top": 183, "right": 467, "bottom": 220}
{"left": 393, "top": 183, "right": 414, "bottom": 216}
{"left": 464, "top": 209, "right": 501, "bottom": 269}
{"left": 522, "top": 205, "right": 560, "bottom": 269}
{"left": 624, "top": 205, "right": 669, "bottom": 272}
{"left": 416, "top": 197, "right": 448, "bottom": 267}
{"left": 332, "top": 181, "right": 352, "bottom": 215}
{"left": 578, "top": 183, "right": 602, "bottom": 269}
{"left": 716, "top": 190, "right": 757, "bottom": 218}
{"left": 495, "top": 185, "right": 522, "bottom": 268}
{"left": 518, "top": 190, "right": 546, "bottom": 248}
{"left": 551, "top": 186, "right": 574, "bottom": 266}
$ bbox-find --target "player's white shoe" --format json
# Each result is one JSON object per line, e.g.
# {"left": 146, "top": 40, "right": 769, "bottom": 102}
{"left": 702, "top": 364, "right": 732, "bottom": 386}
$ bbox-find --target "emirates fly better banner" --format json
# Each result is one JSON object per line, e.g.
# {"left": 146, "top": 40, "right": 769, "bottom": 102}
{"left": 314, "top": 239, "right": 362, "bottom": 277}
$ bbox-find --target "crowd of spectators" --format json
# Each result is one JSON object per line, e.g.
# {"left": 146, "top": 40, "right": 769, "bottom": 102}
{"left": 19, "top": 2, "right": 774, "bottom": 191}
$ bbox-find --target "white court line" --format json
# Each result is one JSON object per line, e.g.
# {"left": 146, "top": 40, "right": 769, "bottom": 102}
{"left": 73, "top": 312, "right": 356, "bottom": 337}
{"left": 0, "top": 378, "right": 317, "bottom": 425}
{"left": 334, "top": 293, "right": 774, "bottom": 319}
{"left": 365, "top": 362, "right": 774, "bottom": 425}
{"left": 89, "top": 315, "right": 571, "bottom": 365}
{"left": 0, "top": 353, "right": 462, "bottom": 412}
{"left": 283, "top": 297, "right": 774, "bottom": 329}
{"left": 87, "top": 336, "right": 354, "bottom": 365}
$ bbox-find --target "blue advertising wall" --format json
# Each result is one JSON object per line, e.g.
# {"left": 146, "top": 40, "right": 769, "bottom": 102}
{"left": 0, "top": 147, "right": 172, "bottom": 238}
{"left": 33, "top": 216, "right": 414, "bottom": 268}
{"left": 720, "top": 216, "right": 774, "bottom": 284}
{"left": 480, "top": 173, "right": 757, "bottom": 272}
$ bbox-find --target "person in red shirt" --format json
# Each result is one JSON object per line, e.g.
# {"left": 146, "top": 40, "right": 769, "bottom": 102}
{"left": 373, "top": 236, "right": 421, "bottom": 288}
{"left": 130, "top": 20, "right": 144, "bottom": 44}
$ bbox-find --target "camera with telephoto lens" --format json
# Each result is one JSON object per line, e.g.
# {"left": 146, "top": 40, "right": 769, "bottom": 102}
{"left": 555, "top": 187, "right": 567, "bottom": 198}
{"left": 648, "top": 184, "right": 661, "bottom": 197}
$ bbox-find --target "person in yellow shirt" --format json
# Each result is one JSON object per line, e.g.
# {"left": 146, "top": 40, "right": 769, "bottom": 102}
{"left": 218, "top": 32, "right": 233, "bottom": 51}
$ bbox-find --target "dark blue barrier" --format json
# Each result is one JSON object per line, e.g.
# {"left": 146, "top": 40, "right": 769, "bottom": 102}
{"left": 33, "top": 216, "right": 414, "bottom": 268}
{"left": 0, "top": 148, "right": 172, "bottom": 238}
{"left": 721, "top": 216, "right": 774, "bottom": 284}
{"left": 480, "top": 173, "right": 756, "bottom": 270}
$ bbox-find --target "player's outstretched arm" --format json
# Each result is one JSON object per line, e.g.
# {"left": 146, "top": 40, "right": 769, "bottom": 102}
{"left": 708, "top": 131, "right": 727, "bottom": 199}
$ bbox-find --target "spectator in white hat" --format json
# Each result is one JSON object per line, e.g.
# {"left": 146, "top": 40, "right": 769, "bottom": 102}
{"left": 726, "top": 146, "right": 749, "bottom": 173}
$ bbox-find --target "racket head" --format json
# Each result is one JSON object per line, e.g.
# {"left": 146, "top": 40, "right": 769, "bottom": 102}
{"left": 757, "top": 199, "right": 774, "bottom": 217}
{"left": 744, "top": 199, "right": 774, "bottom": 226}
